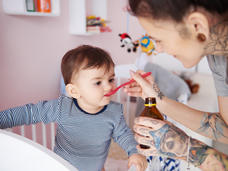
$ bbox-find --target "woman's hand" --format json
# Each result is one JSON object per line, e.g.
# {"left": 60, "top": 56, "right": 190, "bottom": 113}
{"left": 133, "top": 116, "right": 189, "bottom": 159}
{"left": 123, "top": 70, "right": 164, "bottom": 100}
{"left": 128, "top": 153, "right": 148, "bottom": 171}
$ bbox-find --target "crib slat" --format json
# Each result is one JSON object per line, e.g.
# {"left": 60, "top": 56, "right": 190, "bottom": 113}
{"left": 32, "top": 124, "right": 36, "bottom": 142}
{"left": 41, "top": 123, "right": 47, "bottom": 148}
{"left": 20, "top": 125, "right": 25, "bottom": 137}
{"left": 50, "top": 123, "right": 55, "bottom": 150}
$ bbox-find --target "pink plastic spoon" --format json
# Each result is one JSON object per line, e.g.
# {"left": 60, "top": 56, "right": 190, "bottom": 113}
{"left": 104, "top": 72, "right": 151, "bottom": 96}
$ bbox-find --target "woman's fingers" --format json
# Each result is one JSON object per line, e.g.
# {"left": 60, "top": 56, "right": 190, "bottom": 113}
{"left": 131, "top": 71, "right": 154, "bottom": 86}
{"left": 124, "top": 85, "right": 141, "bottom": 93}
{"left": 124, "top": 70, "right": 157, "bottom": 98}
{"left": 124, "top": 91, "right": 142, "bottom": 97}
{"left": 133, "top": 125, "right": 153, "bottom": 137}
{"left": 129, "top": 71, "right": 156, "bottom": 98}
{"left": 136, "top": 145, "right": 158, "bottom": 156}
{"left": 134, "top": 133, "right": 154, "bottom": 147}
{"left": 134, "top": 117, "right": 165, "bottom": 129}
{"left": 123, "top": 80, "right": 142, "bottom": 97}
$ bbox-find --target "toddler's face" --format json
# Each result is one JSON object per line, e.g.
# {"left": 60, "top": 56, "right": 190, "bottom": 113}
{"left": 72, "top": 66, "right": 116, "bottom": 113}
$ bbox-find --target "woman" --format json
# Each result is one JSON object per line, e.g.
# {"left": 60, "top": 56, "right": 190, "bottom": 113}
{"left": 124, "top": 0, "right": 228, "bottom": 170}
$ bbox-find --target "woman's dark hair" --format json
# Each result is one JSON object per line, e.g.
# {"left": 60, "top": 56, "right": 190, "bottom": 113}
{"left": 61, "top": 45, "right": 114, "bottom": 85}
{"left": 128, "top": 0, "right": 228, "bottom": 22}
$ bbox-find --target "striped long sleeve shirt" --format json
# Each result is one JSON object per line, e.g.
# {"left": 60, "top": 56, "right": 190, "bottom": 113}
{"left": 0, "top": 95, "right": 138, "bottom": 171}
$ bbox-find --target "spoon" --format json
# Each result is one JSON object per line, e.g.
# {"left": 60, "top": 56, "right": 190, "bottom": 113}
{"left": 104, "top": 72, "right": 151, "bottom": 96}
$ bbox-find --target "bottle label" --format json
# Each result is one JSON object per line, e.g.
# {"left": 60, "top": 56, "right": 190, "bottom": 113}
{"left": 145, "top": 104, "right": 156, "bottom": 107}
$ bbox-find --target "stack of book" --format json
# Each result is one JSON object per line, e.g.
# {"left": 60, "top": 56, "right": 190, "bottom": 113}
{"left": 26, "top": 0, "right": 51, "bottom": 13}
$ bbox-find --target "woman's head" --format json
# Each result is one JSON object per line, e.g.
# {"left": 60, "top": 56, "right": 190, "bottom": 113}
{"left": 61, "top": 45, "right": 115, "bottom": 85}
{"left": 128, "top": 0, "right": 228, "bottom": 68}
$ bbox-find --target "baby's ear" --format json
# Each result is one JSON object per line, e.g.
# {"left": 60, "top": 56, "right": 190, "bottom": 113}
{"left": 65, "top": 84, "right": 80, "bottom": 99}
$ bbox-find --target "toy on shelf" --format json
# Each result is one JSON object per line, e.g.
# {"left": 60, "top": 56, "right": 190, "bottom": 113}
{"left": 86, "top": 15, "right": 111, "bottom": 33}
{"left": 118, "top": 33, "right": 139, "bottom": 53}
{"left": 136, "top": 34, "right": 156, "bottom": 56}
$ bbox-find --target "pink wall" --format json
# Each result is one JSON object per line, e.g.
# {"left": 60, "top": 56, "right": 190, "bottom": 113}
{"left": 0, "top": 0, "right": 144, "bottom": 109}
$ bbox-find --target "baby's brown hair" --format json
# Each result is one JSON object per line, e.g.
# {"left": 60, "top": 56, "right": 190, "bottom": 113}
{"left": 61, "top": 45, "right": 115, "bottom": 85}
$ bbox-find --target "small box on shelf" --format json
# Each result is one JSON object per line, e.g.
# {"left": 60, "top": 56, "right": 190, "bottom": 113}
{"left": 37, "top": 0, "right": 51, "bottom": 13}
{"left": 26, "top": 0, "right": 36, "bottom": 12}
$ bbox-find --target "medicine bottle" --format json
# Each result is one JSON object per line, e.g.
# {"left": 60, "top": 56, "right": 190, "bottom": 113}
{"left": 139, "top": 97, "right": 164, "bottom": 149}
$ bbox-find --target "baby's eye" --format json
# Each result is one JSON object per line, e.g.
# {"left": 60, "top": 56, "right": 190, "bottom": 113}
{"left": 95, "top": 81, "right": 101, "bottom": 86}
{"left": 109, "top": 78, "right": 115, "bottom": 83}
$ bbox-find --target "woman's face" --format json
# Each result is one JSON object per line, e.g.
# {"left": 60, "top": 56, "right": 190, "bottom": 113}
{"left": 138, "top": 17, "right": 205, "bottom": 68}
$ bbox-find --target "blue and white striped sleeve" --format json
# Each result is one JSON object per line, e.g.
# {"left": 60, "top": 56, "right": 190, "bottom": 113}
{"left": 112, "top": 107, "right": 138, "bottom": 156}
{"left": 0, "top": 97, "right": 62, "bottom": 129}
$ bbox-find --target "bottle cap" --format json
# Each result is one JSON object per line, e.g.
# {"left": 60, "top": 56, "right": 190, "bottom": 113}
{"left": 145, "top": 97, "right": 156, "bottom": 105}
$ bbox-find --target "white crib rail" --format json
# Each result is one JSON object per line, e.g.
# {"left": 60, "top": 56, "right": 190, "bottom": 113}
{"left": 10, "top": 123, "right": 56, "bottom": 150}
{"left": 20, "top": 125, "right": 25, "bottom": 137}
{"left": 32, "top": 124, "right": 36, "bottom": 142}
{"left": 42, "top": 123, "right": 47, "bottom": 148}
{"left": 51, "top": 122, "right": 56, "bottom": 150}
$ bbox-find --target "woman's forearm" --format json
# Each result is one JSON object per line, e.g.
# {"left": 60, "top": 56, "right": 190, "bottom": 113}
{"left": 134, "top": 116, "right": 228, "bottom": 171}
{"left": 189, "top": 137, "right": 228, "bottom": 171}
{"left": 157, "top": 96, "right": 228, "bottom": 144}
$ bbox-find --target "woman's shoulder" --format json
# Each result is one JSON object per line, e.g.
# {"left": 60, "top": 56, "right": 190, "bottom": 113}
{"left": 207, "top": 55, "right": 227, "bottom": 72}
{"left": 207, "top": 55, "right": 228, "bottom": 96}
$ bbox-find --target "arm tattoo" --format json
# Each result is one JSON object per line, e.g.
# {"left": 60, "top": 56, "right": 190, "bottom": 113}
{"left": 189, "top": 138, "right": 228, "bottom": 170}
{"left": 149, "top": 124, "right": 188, "bottom": 158}
{"left": 205, "top": 21, "right": 228, "bottom": 56}
{"left": 198, "top": 113, "right": 228, "bottom": 140}
{"left": 188, "top": 138, "right": 209, "bottom": 166}
{"left": 149, "top": 123, "right": 228, "bottom": 170}
{"left": 152, "top": 83, "right": 164, "bottom": 100}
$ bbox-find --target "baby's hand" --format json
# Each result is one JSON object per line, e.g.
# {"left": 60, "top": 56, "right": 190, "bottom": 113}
{"left": 128, "top": 153, "right": 147, "bottom": 171}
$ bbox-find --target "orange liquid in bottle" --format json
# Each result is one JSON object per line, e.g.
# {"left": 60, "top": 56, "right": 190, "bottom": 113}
{"left": 139, "top": 97, "right": 164, "bottom": 149}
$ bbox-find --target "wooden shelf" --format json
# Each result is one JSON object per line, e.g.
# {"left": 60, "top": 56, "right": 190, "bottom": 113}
{"left": 2, "top": 0, "right": 60, "bottom": 16}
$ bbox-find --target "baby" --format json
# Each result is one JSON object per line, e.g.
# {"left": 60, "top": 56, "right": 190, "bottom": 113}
{"left": 0, "top": 45, "right": 147, "bottom": 171}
